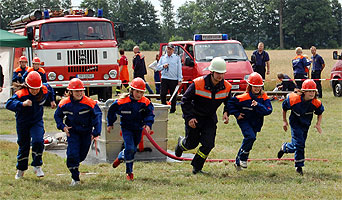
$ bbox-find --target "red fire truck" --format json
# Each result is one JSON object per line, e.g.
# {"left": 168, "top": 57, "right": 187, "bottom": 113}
{"left": 9, "top": 9, "right": 122, "bottom": 101}
{"left": 159, "top": 34, "right": 253, "bottom": 91}
{"left": 331, "top": 51, "right": 342, "bottom": 97}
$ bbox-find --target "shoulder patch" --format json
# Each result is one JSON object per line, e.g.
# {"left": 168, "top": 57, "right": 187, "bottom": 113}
{"left": 27, "top": 67, "right": 34, "bottom": 72}
{"left": 58, "top": 97, "right": 71, "bottom": 108}
{"left": 15, "top": 67, "right": 22, "bottom": 72}
{"left": 41, "top": 85, "right": 48, "bottom": 94}
{"left": 236, "top": 93, "right": 251, "bottom": 102}
{"left": 260, "top": 92, "right": 269, "bottom": 100}
{"left": 311, "top": 99, "right": 322, "bottom": 108}
{"left": 80, "top": 96, "right": 97, "bottom": 108}
{"left": 38, "top": 68, "right": 46, "bottom": 73}
{"left": 289, "top": 92, "right": 301, "bottom": 106}
{"left": 138, "top": 96, "right": 151, "bottom": 106}
{"left": 117, "top": 96, "right": 131, "bottom": 105}
{"left": 15, "top": 88, "right": 29, "bottom": 98}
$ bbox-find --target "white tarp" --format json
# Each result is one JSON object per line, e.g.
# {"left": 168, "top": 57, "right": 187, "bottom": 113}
{"left": 0, "top": 47, "right": 14, "bottom": 104}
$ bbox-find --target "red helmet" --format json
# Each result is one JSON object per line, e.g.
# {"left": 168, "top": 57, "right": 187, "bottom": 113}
{"left": 67, "top": 78, "right": 85, "bottom": 90}
{"left": 32, "top": 57, "right": 41, "bottom": 64}
{"left": 247, "top": 72, "right": 264, "bottom": 86}
{"left": 301, "top": 79, "right": 317, "bottom": 91}
{"left": 130, "top": 77, "right": 146, "bottom": 92}
{"left": 19, "top": 56, "right": 28, "bottom": 62}
{"left": 25, "top": 71, "right": 42, "bottom": 89}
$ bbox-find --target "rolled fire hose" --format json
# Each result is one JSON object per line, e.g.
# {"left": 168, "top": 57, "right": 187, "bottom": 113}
{"left": 142, "top": 129, "right": 328, "bottom": 162}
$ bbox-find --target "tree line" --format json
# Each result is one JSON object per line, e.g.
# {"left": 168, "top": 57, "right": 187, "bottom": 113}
{"left": 1, "top": 0, "right": 341, "bottom": 50}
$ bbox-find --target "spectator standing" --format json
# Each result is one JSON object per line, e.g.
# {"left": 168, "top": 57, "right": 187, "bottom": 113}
{"left": 251, "top": 42, "right": 270, "bottom": 79}
{"left": 156, "top": 44, "right": 183, "bottom": 113}
{"left": 292, "top": 47, "right": 311, "bottom": 88}
{"left": 132, "top": 46, "right": 154, "bottom": 94}
{"left": 310, "top": 46, "right": 325, "bottom": 98}
{"left": 148, "top": 54, "right": 161, "bottom": 94}
{"left": 116, "top": 49, "right": 130, "bottom": 95}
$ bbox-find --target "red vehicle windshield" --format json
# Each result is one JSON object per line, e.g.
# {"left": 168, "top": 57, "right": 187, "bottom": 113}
{"left": 40, "top": 21, "right": 114, "bottom": 42}
{"left": 194, "top": 43, "right": 248, "bottom": 62}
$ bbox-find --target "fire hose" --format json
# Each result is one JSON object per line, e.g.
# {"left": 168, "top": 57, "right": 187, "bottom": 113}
{"left": 142, "top": 129, "right": 328, "bottom": 163}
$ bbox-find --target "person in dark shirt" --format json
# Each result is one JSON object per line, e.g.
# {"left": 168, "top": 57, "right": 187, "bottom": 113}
{"left": 276, "top": 73, "right": 297, "bottom": 91}
{"left": 0, "top": 64, "right": 4, "bottom": 93}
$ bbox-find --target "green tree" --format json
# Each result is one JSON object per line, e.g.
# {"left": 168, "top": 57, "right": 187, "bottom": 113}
{"left": 0, "top": 0, "right": 31, "bottom": 30}
{"left": 331, "top": 0, "right": 342, "bottom": 47}
{"left": 80, "top": 0, "right": 109, "bottom": 18}
{"left": 121, "top": 39, "right": 136, "bottom": 51}
{"left": 160, "top": 0, "right": 175, "bottom": 41}
{"left": 31, "top": 0, "right": 63, "bottom": 10}
{"left": 139, "top": 41, "right": 150, "bottom": 51}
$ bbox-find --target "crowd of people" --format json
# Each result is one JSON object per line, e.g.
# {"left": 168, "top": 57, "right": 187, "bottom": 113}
{"left": 1, "top": 43, "right": 326, "bottom": 186}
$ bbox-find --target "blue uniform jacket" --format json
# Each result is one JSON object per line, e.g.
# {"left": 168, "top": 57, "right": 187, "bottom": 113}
{"left": 54, "top": 96, "right": 102, "bottom": 136}
{"left": 6, "top": 83, "right": 55, "bottom": 125}
{"left": 282, "top": 93, "right": 324, "bottom": 127}
{"left": 22, "top": 67, "right": 47, "bottom": 83}
{"left": 292, "top": 55, "right": 311, "bottom": 74}
{"left": 107, "top": 96, "right": 154, "bottom": 131}
{"left": 226, "top": 91, "right": 272, "bottom": 132}
{"left": 12, "top": 66, "right": 28, "bottom": 83}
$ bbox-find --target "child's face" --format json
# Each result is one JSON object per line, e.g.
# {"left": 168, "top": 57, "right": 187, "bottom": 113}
{"left": 29, "top": 88, "right": 40, "bottom": 96}
{"left": 19, "top": 61, "right": 27, "bottom": 68}
{"left": 72, "top": 90, "right": 84, "bottom": 101}
{"left": 304, "top": 91, "right": 316, "bottom": 100}
{"left": 132, "top": 90, "right": 144, "bottom": 100}
{"left": 251, "top": 86, "right": 262, "bottom": 94}
{"left": 33, "top": 63, "right": 40, "bottom": 70}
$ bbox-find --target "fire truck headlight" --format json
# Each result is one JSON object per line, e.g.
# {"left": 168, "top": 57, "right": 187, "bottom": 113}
{"left": 109, "top": 69, "right": 117, "bottom": 78}
{"left": 244, "top": 75, "right": 249, "bottom": 80}
{"left": 58, "top": 75, "right": 64, "bottom": 81}
{"left": 48, "top": 72, "right": 56, "bottom": 81}
{"left": 104, "top": 74, "right": 109, "bottom": 80}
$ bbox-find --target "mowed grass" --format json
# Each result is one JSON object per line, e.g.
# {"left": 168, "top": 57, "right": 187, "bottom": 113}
{"left": 0, "top": 49, "right": 342, "bottom": 199}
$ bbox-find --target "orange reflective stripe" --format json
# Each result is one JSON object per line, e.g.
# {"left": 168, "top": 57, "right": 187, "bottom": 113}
{"left": 27, "top": 67, "right": 34, "bottom": 72}
{"left": 59, "top": 97, "right": 71, "bottom": 107}
{"left": 311, "top": 99, "right": 322, "bottom": 108}
{"left": 261, "top": 92, "right": 269, "bottom": 101}
{"left": 118, "top": 96, "right": 131, "bottom": 105}
{"left": 138, "top": 96, "right": 151, "bottom": 106}
{"left": 15, "top": 88, "right": 29, "bottom": 98}
{"left": 42, "top": 85, "right": 48, "bottom": 94}
{"left": 80, "top": 96, "right": 97, "bottom": 108}
{"left": 289, "top": 93, "right": 301, "bottom": 106}
{"left": 194, "top": 77, "right": 212, "bottom": 99}
{"left": 37, "top": 68, "right": 46, "bottom": 74}
{"left": 236, "top": 93, "right": 251, "bottom": 102}
{"left": 293, "top": 55, "right": 304, "bottom": 60}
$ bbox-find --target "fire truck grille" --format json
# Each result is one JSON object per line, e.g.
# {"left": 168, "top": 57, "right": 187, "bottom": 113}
{"left": 67, "top": 49, "right": 98, "bottom": 65}
{"left": 68, "top": 65, "right": 99, "bottom": 72}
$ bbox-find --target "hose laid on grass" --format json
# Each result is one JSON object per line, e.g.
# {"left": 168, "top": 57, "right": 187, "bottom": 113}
{"left": 143, "top": 129, "right": 328, "bottom": 162}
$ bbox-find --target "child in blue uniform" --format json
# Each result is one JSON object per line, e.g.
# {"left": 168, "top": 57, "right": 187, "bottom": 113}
{"left": 54, "top": 78, "right": 102, "bottom": 186}
{"left": 227, "top": 72, "right": 272, "bottom": 171}
{"left": 6, "top": 71, "right": 56, "bottom": 179}
{"left": 277, "top": 79, "right": 324, "bottom": 175}
{"left": 107, "top": 77, "right": 155, "bottom": 181}
{"left": 12, "top": 56, "right": 28, "bottom": 83}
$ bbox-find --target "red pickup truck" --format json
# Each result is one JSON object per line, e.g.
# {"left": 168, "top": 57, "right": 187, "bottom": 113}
{"left": 331, "top": 51, "right": 342, "bottom": 97}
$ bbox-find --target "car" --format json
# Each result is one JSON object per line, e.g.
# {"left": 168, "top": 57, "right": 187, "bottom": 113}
{"left": 330, "top": 51, "right": 342, "bottom": 97}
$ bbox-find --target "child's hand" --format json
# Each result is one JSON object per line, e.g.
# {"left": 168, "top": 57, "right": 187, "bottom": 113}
{"left": 314, "top": 124, "right": 322, "bottom": 134}
{"left": 283, "top": 121, "right": 288, "bottom": 132}
{"left": 107, "top": 126, "right": 113, "bottom": 133}
{"left": 63, "top": 126, "right": 72, "bottom": 137}
{"left": 50, "top": 101, "right": 57, "bottom": 109}
{"left": 188, "top": 118, "right": 198, "bottom": 128}
{"left": 23, "top": 99, "right": 32, "bottom": 107}
{"left": 237, "top": 113, "right": 245, "bottom": 120}
{"left": 143, "top": 125, "right": 151, "bottom": 134}
{"left": 223, "top": 112, "right": 229, "bottom": 124}
{"left": 251, "top": 100, "right": 258, "bottom": 106}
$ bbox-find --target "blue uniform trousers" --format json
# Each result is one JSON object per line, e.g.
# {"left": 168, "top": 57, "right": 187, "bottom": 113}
{"left": 154, "top": 71, "right": 161, "bottom": 94}
{"left": 117, "top": 128, "right": 142, "bottom": 173}
{"left": 16, "top": 121, "right": 45, "bottom": 170}
{"left": 236, "top": 120, "right": 258, "bottom": 164}
{"left": 66, "top": 132, "right": 92, "bottom": 181}
{"left": 283, "top": 124, "right": 309, "bottom": 167}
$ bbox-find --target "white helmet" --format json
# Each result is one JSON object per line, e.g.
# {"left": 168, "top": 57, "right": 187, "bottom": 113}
{"left": 208, "top": 57, "right": 226, "bottom": 73}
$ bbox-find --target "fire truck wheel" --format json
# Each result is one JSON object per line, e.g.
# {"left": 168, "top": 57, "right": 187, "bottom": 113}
{"left": 333, "top": 81, "right": 342, "bottom": 97}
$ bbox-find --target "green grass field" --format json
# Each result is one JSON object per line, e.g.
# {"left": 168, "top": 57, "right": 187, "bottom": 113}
{"left": 0, "top": 49, "right": 342, "bottom": 199}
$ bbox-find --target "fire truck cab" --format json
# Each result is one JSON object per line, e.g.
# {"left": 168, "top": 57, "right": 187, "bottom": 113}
{"left": 159, "top": 34, "right": 253, "bottom": 91}
{"left": 9, "top": 9, "right": 121, "bottom": 101}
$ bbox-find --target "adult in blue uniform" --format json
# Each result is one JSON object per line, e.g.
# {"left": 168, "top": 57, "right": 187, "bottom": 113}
{"left": 107, "top": 78, "right": 155, "bottom": 181}
{"left": 310, "top": 46, "right": 325, "bottom": 98}
{"left": 292, "top": 47, "right": 311, "bottom": 88}
{"left": 174, "top": 57, "right": 232, "bottom": 174}
{"left": 251, "top": 42, "right": 270, "bottom": 79}
{"left": 6, "top": 71, "right": 56, "bottom": 179}
{"left": 54, "top": 78, "right": 102, "bottom": 186}
{"left": 22, "top": 57, "right": 47, "bottom": 83}
{"left": 227, "top": 72, "right": 272, "bottom": 171}
{"left": 12, "top": 56, "right": 29, "bottom": 83}
{"left": 277, "top": 79, "right": 324, "bottom": 175}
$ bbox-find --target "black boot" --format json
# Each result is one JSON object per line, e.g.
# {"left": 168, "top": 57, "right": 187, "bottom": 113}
{"left": 296, "top": 167, "right": 303, "bottom": 175}
{"left": 175, "top": 136, "right": 184, "bottom": 157}
{"left": 277, "top": 143, "right": 286, "bottom": 159}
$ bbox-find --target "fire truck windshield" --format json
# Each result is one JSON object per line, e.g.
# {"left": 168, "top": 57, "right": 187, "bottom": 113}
{"left": 40, "top": 21, "right": 114, "bottom": 42}
{"left": 194, "top": 43, "right": 248, "bottom": 62}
